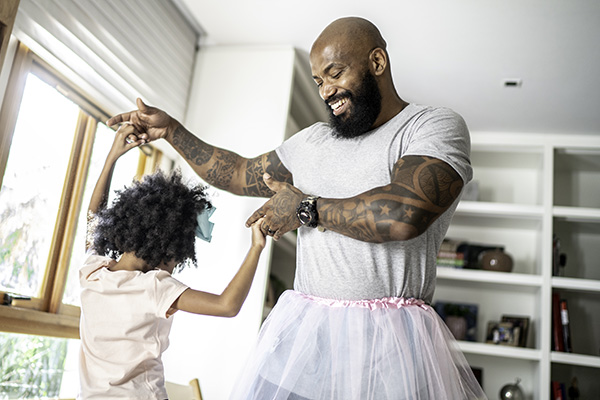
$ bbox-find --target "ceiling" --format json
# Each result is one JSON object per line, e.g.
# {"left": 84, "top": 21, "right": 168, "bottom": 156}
{"left": 179, "top": 0, "right": 600, "bottom": 136}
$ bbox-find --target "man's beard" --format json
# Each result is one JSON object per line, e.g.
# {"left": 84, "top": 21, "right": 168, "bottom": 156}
{"left": 327, "top": 71, "right": 382, "bottom": 139}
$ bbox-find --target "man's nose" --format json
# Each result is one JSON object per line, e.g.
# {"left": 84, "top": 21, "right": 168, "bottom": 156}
{"left": 320, "top": 83, "right": 336, "bottom": 101}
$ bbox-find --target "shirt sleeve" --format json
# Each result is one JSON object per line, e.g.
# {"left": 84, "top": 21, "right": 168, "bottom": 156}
{"left": 153, "top": 271, "right": 189, "bottom": 319}
{"left": 402, "top": 107, "right": 473, "bottom": 184}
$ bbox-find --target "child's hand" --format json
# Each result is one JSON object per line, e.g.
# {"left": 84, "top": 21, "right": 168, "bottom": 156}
{"left": 250, "top": 217, "right": 267, "bottom": 250}
{"left": 108, "top": 122, "right": 145, "bottom": 160}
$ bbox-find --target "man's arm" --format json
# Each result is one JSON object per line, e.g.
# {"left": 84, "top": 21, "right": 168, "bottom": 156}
{"left": 318, "top": 156, "right": 464, "bottom": 242}
{"left": 168, "top": 124, "right": 292, "bottom": 197}
{"left": 248, "top": 155, "right": 464, "bottom": 242}
{"left": 107, "top": 98, "right": 292, "bottom": 197}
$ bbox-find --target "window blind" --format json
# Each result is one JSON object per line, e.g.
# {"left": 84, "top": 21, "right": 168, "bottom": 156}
{"left": 12, "top": 0, "right": 200, "bottom": 120}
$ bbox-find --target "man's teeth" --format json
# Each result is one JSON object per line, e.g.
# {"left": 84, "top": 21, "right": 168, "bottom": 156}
{"left": 330, "top": 98, "right": 347, "bottom": 110}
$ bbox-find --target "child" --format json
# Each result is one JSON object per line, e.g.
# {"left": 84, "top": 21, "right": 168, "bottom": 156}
{"left": 78, "top": 123, "right": 266, "bottom": 399}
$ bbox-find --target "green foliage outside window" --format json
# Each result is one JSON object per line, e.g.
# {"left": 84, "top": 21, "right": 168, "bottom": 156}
{"left": 0, "top": 333, "right": 67, "bottom": 399}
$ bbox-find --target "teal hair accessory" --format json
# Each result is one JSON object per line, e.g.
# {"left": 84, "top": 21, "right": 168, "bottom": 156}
{"left": 195, "top": 206, "right": 215, "bottom": 242}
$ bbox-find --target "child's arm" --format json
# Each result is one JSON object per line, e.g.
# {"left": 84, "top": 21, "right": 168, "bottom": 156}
{"left": 171, "top": 218, "right": 267, "bottom": 317}
{"left": 86, "top": 123, "right": 144, "bottom": 251}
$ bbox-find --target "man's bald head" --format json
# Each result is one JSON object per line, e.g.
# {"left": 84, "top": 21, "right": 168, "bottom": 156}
{"left": 311, "top": 17, "right": 387, "bottom": 62}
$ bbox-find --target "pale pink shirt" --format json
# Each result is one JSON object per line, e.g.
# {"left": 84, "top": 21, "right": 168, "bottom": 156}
{"left": 78, "top": 252, "right": 188, "bottom": 399}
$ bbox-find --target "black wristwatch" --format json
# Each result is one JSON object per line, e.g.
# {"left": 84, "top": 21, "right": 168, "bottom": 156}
{"left": 296, "top": 195, "right": 320, "bottom": 228}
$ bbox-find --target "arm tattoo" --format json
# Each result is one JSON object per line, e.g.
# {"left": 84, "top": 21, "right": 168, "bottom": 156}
{"left": 319, "top": 156, "right": 463, "bottom": 242}
{"left": 242, "top": 152, "right": 293, "bottom": 197}
{"left": 171, "top": 125, "right": 292, "bottom": 197}
{"left": 206, "top": 151, "right": 236, "bottom": 189}
{"left": 172, "top": 125, "right": 213, "bottom": 166}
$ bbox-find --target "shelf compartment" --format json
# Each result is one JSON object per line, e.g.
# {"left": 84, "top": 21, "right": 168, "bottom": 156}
{"left": 434, "top": 283, "right": 540, "bottom": 348}
{"left": 553, "top": 218, "right": 600, "bottom": 281}
{"left": 465, "top": 353, "right": 538, "bottom": 400}
{"left": 446, "top": 209, "right": 543, "bottom": 275}
{"left": 554, "top": 147, "right": 600, "bottom": 209}
{"left": 469, "top": 147, "right": 544, "bottom": 206}
{"left": 551, "top": 362, "right": 600, "bottom": 398}
{"left": 550, "top": 290, "right": 600, "bottom": 357}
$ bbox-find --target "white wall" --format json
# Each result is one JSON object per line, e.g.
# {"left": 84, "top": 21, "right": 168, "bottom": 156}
{"left": 162, "top": 45, "right": 297, "bottom": 400}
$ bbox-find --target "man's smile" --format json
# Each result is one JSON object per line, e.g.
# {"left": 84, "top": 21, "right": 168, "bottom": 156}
{"left": 329, "top": 97, "right": 349, "bottom": 116}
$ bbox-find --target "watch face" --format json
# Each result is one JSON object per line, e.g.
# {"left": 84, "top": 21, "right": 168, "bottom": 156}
{"left": 298, "top": 210, "right": 312, "bottom": 225}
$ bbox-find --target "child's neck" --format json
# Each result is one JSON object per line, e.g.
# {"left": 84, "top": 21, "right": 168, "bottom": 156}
{"left": 109, "top": 252, "right": 149, "bottom": 272}
{"left": 108, "top": 252, "right": 176, "bottom": 274}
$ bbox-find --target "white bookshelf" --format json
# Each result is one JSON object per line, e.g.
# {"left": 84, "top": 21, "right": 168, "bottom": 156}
{"left": 434, "top": 132, "right": 600, "bottom": 400}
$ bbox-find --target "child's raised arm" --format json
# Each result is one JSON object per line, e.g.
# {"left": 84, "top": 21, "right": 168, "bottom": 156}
{"left": 171, "top": 218, "right": 267, "bottom": 317}
{"left": 86, "top": 123, "right": 144, "bottom": 251}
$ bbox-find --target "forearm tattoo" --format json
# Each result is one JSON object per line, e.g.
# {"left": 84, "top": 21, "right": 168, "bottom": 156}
{"left": 320, "top": 156, "right": 463, "bottom": 242}
{"left": 242, "top": 152, "right": 292, "bottom": 197}
{"left": 171, "top": 125, "right": 291, "bottom": 196}
{"left": 172, "top": 125, "right": 213, "bottom": 166}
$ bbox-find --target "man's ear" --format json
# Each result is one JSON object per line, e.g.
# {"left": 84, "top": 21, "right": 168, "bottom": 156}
{"left": 369, "top": 48, "right": 387, "bottom": 76}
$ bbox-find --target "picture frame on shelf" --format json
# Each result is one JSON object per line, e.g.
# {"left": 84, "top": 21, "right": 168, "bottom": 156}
{"left": 486, "top": 321, "right": 520, "bottom": 346}
{"left": 501, "top": 315, "right": 530, "bottom": 348}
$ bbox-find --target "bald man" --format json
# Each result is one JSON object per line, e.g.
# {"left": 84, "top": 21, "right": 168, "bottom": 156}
{"left": 109, "top": 16, "right": 486, "bottom": 400}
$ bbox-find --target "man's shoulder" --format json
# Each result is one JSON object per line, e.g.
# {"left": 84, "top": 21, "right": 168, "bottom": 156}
{"left": 408, "top": 103, "right": 463, "bottom": 119}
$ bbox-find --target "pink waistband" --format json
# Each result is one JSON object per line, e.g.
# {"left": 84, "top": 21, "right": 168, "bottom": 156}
{"left": 297, "top": 291, "right": 430, "bottom": 311}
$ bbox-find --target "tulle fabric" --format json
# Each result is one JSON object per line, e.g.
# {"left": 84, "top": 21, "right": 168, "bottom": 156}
{"left": 231, "top": 290, "right": 486, "bottom": 400}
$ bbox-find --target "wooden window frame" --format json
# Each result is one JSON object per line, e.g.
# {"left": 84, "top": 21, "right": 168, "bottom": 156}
{"left": 0, "top": 43, "right": 108, "bottom": 339}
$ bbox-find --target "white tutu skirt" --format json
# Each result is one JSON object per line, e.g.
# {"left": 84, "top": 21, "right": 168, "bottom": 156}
{"left": 230, "top": 290, "right": 487, "bottom": 400}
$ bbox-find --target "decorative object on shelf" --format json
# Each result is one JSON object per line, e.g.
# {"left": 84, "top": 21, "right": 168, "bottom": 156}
{"left": 433, "top": 301, "right": 478, "bottom": 341}
{"left": 480, "top": 248, "right": 513, "bottom": 272}
{"left": 500, "top": 315, "right": 530, "bottom": 348}
{"left": 499, "top": 378, "right": 525, "bottom": 400}
{"left": 457, "top": 242, "right": 505, "bottom": 269}
{"left": 486, "top": 321, "right": 520, "bottom": 346}
{"left": 567, "top": 377, "right": 580, "bottom": 400}
{"left": 552, "top": 234, "right": 568, "bottom": 277}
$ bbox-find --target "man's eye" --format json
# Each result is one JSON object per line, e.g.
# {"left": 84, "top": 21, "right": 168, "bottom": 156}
{"left": 315, "top": 81, "right": 323, "bottom": 88}
{"left": 332, "top": 71, "right": 342, "bottom": 79}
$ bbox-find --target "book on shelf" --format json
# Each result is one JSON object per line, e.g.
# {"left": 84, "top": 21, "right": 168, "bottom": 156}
{"left": 551, "top": 381, "right": 563, "bottom": 400}
{"left": 559, "top": 299, "right": 573, "bottom": 353}
{"left": 552, "top": 292, "right": 565, "bottom": 352}
{"left": 437, "top": 238, "right": 504, "bottom": 269}
{"left": 436, "top": 251, "right": 465, "bottom": 268}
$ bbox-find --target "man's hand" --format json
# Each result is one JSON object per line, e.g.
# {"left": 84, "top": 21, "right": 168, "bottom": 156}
{"left": 106, "top": 98, "right": 179, "bottom": 143}
{"left": 246, "top": 174, "right": 304, "bottom": 240}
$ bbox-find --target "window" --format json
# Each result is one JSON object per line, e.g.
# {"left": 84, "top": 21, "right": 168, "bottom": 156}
{"left": 0, "top": 44, "right": 148, "bottom": 338}
{"left": 0, "top": 43, "right": 167, "bottom": 399}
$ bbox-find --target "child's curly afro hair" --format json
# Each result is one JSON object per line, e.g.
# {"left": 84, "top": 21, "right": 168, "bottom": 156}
{"left": 92, "top": 169, "right": 212, "bottom": 272}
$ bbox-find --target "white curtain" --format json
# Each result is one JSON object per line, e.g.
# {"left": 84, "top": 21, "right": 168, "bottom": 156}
{"left": 12, "top": 0, "right": 200, "bottom": 120}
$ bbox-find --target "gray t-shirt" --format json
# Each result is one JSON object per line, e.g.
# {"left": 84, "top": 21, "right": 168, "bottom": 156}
{"left": 276, "top": 104, "right": 472, "bottom": 303}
